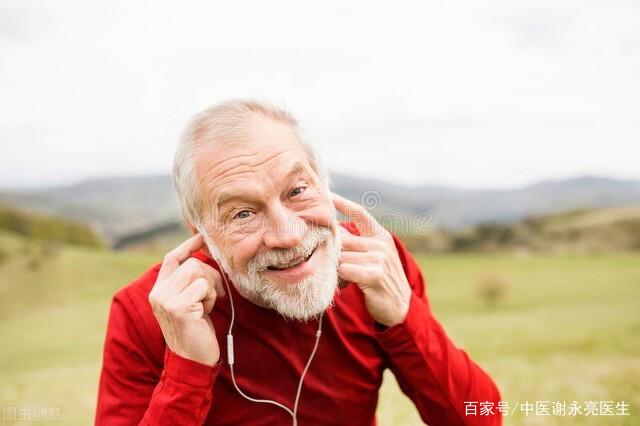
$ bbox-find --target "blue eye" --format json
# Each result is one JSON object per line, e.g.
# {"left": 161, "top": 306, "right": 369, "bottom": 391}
{"left": 290, "top": 186, "right": 307, "bottom": 197}
{"left": 234, "top": 210, "right": 252, "bottom": 220}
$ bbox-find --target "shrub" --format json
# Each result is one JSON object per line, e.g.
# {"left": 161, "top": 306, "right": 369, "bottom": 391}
{"left": 477, "top": 271, "right": 510, "bottom": 308}
{"left": 0, "top": 207, "right": 103, "bottom": 247}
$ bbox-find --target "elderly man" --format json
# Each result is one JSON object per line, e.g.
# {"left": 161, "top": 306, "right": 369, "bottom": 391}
{"left": 95, "top": 100, "right": 502, "bottom": 425}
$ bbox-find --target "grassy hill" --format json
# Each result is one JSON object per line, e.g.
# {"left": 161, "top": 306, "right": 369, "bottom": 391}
{"left": 0, "top": 175, "right": 180, "bottom": 241}
{"left": 112, "top": 220, "right": 188, "bottom": 251}
{"left": 394, "top": 204, "right": 640, "bottom": 254}
{"left": 446, "top": 205, "right": 640, "bottom": 253}
{"left": 0, "top": 206, "right": 103, "bottom": 248}
{"left": 0, "top": 230, "right": 158, "bottom": 424}
{"left": 112, "top": 205, "right": 640, "bottom": 255}
{"left": 0, "top": 230, "right": 638, "bottom": 425}
{"left": 3, "top": 174, "right": 640, "bottom": 241}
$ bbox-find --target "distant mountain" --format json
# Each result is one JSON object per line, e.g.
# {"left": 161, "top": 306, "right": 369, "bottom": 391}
{"left": 112, "top": 203, "right": 640, "bottom": 253}
{"left": 2, "top": 173, "right": 640, "bottom": 243}
{"left": 0, "top": 175, "right": 178, "bottom": 241}
{"left": 330, "top": 173, "right": 640, "bottom": 231}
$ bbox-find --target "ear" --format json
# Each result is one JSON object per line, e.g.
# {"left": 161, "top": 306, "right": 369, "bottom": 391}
{"left": 187, "top": 223, "right": 213, "bottom": 259}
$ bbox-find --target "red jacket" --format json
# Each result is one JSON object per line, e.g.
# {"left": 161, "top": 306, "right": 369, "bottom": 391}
{"left": 95, "top": 222, "right": 502, "bottom": 425}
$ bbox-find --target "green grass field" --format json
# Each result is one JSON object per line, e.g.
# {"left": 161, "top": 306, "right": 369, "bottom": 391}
{"left": 1, "top": 230, "right": 639, "bottom": 425}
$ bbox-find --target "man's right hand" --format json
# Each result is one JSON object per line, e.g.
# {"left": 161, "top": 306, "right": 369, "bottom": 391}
{"left": 148, "top": 234, "right": 225, "bottom": 366}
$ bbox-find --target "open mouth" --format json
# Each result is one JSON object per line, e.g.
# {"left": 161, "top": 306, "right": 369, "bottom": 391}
{"left": 266, "top": 247, "right": 317, "bottom": 271}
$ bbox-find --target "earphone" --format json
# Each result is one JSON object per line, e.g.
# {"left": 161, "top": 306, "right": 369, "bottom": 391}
{"left": 211, "top": 247, "right": 324, "bottom": 426}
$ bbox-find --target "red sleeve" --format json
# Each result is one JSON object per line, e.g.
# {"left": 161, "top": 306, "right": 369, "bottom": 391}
{"left": 374, "top": 234, "right": 503, "bottom": 426}
{"left": 95, "top": 288, "right": 222, "bottom": 425}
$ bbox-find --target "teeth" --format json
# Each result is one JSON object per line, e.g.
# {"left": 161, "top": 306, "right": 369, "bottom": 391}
{"left": 269, "top": 254, "right": 307, "bottom": 270}
{"left": 266, "top": 246, "right": 317, "bottom": 271}
{"left": 275, "top": 258, "right": 303, "bottom": 269}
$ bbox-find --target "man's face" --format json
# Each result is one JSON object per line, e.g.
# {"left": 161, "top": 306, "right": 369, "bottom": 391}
{"left": 194, "top": 115, "right": 341, "bottom": 321}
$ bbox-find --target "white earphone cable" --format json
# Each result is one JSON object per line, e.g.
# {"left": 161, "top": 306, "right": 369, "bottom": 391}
{"left": 219, "top": 268, "right": 323, "bottom": 426}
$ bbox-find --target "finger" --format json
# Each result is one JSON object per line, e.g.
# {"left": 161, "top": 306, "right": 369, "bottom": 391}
{"left": 339, "top": 250, "right": 382, "bottom": 265}
{"left": 158, "top": 234, "right": 205, "bottom": 282}
{"left": 339, "top": 262, "right": 404, "bottom": 301}
{"left": 337, "top": 262, "right": 372, "bottom": 286}
{"left": 339, "top": 228, "right": 374, "bottom": 252}
{"left": 192, "top": 277, "right": 218, "bottom": 315}
{"left": 166, "top": 258, "right": 225, "bottom": 299}
{"left": 331, "top": 193, "right": 381, "bottom": 237}
{"left": 188, "top": 261, "right": 225, "bottom": 299}
{"left": 176, "top": 277, "right": 218, "bottom": 315}
{"left": 202, "top": 263, "right": 226, "bottom": 300}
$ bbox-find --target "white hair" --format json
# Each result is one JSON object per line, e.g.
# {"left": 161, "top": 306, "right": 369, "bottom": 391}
{"left": 173, "top": 99, "right": 330, "bottom": 230}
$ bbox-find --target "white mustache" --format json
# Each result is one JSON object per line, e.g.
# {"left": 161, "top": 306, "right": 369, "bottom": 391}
{"left": 248, "top": 226, "right": 333, "bottom": 273}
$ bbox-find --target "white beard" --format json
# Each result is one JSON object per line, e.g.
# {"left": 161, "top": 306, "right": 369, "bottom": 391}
{"left": 204, "top": 224, "right": 342, "bottom": 322}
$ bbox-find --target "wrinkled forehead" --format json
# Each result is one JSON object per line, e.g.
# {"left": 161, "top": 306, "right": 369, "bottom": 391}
{"left": 192, "top": 115, "right": 317, "bottom": 208}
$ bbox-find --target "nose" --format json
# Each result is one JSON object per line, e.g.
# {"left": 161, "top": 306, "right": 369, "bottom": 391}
{"left": 262, "top": 206, "right": 307, "bottom": 250}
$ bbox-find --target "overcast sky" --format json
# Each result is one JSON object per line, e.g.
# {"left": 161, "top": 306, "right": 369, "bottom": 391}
{"left": 1, "top": 0, "right": 639, "bottom": 190}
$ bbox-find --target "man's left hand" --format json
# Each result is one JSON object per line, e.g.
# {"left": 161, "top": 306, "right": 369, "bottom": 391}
{"left": 332, "top": 193, "right": 412, "bottom": 327}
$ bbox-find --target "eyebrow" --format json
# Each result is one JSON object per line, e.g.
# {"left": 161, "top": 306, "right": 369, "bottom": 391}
{"left": 215, "top": 161, "right": 310, "bottom": 211}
